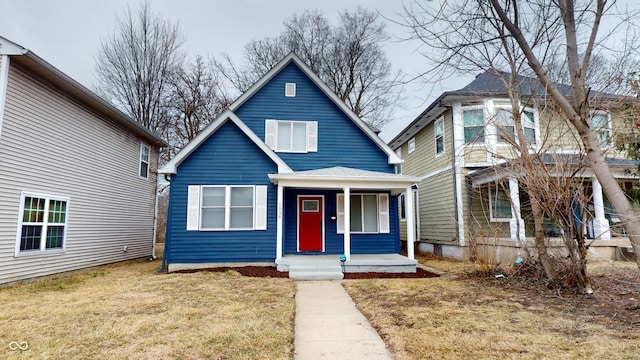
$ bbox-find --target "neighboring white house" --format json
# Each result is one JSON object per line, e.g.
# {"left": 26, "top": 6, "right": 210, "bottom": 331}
{"left": 0, "top": 36, "right": 166, "bottom": 284}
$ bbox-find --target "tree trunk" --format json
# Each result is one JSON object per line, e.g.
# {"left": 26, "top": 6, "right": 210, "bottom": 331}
{"left": 530, "top": 195, "right": 558, "bottom": 280}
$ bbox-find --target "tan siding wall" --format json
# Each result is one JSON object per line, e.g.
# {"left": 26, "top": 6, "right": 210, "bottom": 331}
{"left": 0, "top": 63, "right": 159, "bottom": 284}
{"left": 467, "top": 185, "right": 510, "bottom": 239}
{"left": 418, "top": 170, "right": 457, "bottom": 242}
{"left": 400, "top": 111, "right": 453, "bottom": 177}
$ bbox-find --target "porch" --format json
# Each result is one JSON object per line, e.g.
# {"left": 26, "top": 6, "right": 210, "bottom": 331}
{"left": 276, "top": 254, "right": 418, "bottom": 280}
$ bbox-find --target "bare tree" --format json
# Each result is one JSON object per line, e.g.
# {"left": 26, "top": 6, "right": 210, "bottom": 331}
{"left": 95, "top": 1, "right": 184, "bottom": 138}
{"left": 214, "top": 7, "right": 401, "bottom": 130}
{"left": 165, "top": 56, "right": 232, "bottom": 158}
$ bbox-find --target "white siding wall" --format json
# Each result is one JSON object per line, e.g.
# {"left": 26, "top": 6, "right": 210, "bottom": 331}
{"left": 0, "top": 62, "right": 159, "bottom": 284}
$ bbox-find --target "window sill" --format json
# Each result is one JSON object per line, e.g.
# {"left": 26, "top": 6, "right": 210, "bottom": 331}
{"left": 490, "top": 218, "right": 511, "bottom": 223}
{"left": 15, "top": 249, "right": 66, "bottom": 258}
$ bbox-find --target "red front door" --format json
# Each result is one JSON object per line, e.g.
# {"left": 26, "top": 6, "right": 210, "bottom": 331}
{"left": 298, "top": 196, "right": 324, "bottom": 251}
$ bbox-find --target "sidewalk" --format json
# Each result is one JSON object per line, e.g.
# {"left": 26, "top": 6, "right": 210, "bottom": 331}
{"left": 294, "top": 281, "right": 394, "bottom": 360}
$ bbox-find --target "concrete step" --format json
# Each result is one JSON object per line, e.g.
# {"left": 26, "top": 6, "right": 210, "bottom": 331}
{"left": 288, "top": 263, "right": 344, "bottom": 280}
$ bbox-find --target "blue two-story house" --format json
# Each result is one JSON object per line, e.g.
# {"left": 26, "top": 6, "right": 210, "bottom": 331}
{"left": 159, "top": 53, "right": 419, "bottom": 278}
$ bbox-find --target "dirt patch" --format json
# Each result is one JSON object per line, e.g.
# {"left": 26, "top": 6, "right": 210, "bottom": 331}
{"left": 174, "top": 266, "right": 439, "bottom": 279}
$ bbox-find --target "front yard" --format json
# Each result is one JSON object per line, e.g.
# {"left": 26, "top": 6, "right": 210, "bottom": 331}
{"left": 1, "top": 250, "right": 638, "bottom": 359}
{"left": 344, "top": 257, "right": 640, "bottom": 360}
{"left": 0, "top": 256, "right": 296, "bottom": 359}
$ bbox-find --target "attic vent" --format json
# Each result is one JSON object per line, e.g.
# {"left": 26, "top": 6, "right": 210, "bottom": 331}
{"left": 285, "top": 83, "right": 296, "bottom": 97}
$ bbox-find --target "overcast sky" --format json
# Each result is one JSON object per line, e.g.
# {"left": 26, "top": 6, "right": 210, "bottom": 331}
{"left": 0, "top": 1, "right": 476, "bottom": 140}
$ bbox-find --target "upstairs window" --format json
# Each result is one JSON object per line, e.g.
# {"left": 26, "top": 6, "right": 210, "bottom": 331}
{"left": 139, "top": 143, "right": 150, "bottom": 179}
{"left": 17, "top": 193, "right": 68, "bottom": 254}
{"left": 408, "top": 138, "right": 416, "bottom": 153}
{"left": 265, "top": 120, "right": 318, "bottom": 153}
{"left": 592, "top": 112, "right": 611, "bottom": 147}
{"left": 463, "top": 109, "right": 484, "bottom": 144}
{"left": 285, "top": 83, "right": 296, "bottom": 97}
{"left": 495, "top": 108, "right": 536, "bottom": 145}
{"left": 435, "top": 117, "right": 445, "bottom": 155}
{"left": 495, "top": 109, "right": 516, "bottom": 144}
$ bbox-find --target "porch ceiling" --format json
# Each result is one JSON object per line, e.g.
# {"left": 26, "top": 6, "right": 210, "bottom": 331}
{"left": 268, "top": 166, "right": 420, "bottom": 194}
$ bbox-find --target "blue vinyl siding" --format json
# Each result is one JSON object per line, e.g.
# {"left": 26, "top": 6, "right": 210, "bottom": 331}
{"left": 283, "top": 189, "right": 399, "bottom": 255}
{"left": 165, "top": 121, "right": 278, "bottom": 264}
{"left": 235, "top": 62, "right": 394, "bottom": 173}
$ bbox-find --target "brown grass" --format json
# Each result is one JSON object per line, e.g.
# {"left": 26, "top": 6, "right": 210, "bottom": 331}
{"left": 0, "top": 251, "right": 295, "bottom": 359}
{"left": 344, "top": 256, "right": 640, "bottom": 360}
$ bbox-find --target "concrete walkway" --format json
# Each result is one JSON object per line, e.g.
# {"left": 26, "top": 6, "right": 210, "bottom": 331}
{"left": 294, "top": 281, "right": 393, "bottom": 360}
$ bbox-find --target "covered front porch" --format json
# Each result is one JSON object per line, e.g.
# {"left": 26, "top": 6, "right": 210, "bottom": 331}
{"left": 268, "top": 166, "right": 420, "bottom": 278}
{"left": 465, "top": 155, "right": 640, "bottom": 263}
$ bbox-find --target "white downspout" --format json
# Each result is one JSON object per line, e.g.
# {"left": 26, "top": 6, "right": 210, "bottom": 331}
{"left": 276, "top": 184, "right": 284, "bottom": 260}
{"left": 406, "top": 186, "right": 415, "bottom": 260}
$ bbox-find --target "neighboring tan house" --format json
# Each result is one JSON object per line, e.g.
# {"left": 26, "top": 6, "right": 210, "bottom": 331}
{"left": 0, "top": 36, "right": 166, "bottom": 284}
{"left": 159, "top": 53, "right": 420, "bottom": 279}
{"left": 389, "top": 70, "right": 638, "bottom": 263}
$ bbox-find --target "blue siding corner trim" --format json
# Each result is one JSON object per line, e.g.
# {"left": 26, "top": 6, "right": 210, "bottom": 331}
{"left": 166, "top": 120, "right": 279, "bottom": 263}
{"left": 235, "top": 62, "right": 394, "bottom": 173}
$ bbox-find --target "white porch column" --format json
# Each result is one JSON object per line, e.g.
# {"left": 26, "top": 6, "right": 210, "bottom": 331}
{"left": 405, "top": 186, "right": 415, "bottom": 260}
{"left": 508, "top": 177, "right": 525, "bottom": 242}
{"left": 591, "top": 177, "right": 611, "bottom": 240}
{"left": 276, "top": 184, "right": 284, "bottom": 260}
{"left": 343, "top": 187, "right": 351, "bottom": 260}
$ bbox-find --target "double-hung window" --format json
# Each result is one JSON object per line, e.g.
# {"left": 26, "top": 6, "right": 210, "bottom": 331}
{"left": 187, "top": 185, "right": 267, "bottom": 231}
{"left": 336, "top": 193, "right": 390, "bottom": 234}
{"left": 489, "top": 184, "right": 512, "bottom": 221}
{"left": 16, "top": 192, "right": 68, "bottom": 254}
{"left": 139, "top": 143, "right": 150, "bottom": 179}
{"left": 463, "top": 109, "right": 484, "bottom": 144}
{"left": 265, "top": 120, "right": 318, "bottom": 153}
{"left": 435, "top": 117, "right": 445, "bottom": 155}
{"left": 592, "top": 112, "right": 611, "bottom": 147}
{"left": 495, "top": 108, "right": 537, "bottom": 145}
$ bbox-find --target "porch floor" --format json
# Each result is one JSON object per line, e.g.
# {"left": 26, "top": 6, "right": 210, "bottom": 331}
{"left": 276, "top": 254, "right": 417, "bottom": 277}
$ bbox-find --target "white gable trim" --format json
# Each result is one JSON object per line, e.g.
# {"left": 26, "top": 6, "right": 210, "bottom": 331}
{"left": 159, "top": 110, "right": 292, "bottom": 174}
{"left": 227, "top": 53, "right": 401, "bottom": 164}
{"left": 0, "top": 36, "right": 28, "bottom": 56}
{"left": 0, "top": 55, "right": 10, "bottom": 142}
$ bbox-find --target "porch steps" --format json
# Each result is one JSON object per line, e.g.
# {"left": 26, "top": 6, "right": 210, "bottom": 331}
{"left": 288, "top": 262, "right": 344, "bottom": 280}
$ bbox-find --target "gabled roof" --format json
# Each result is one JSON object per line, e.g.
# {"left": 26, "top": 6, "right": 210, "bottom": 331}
{"left": 161, "top": 52, "right": 400, "bottom": 170}
{"left": 0, "top": 35, "right": 166, "bottom": 147}
{"left": 388, "top": 69, "right": 623, "bottom": 149}
{"left": 159, "top": 110, "right": 292, "bottom": 174}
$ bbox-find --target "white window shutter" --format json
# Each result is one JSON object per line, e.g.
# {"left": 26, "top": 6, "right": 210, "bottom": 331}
{"left": 307, "top": 121, "right": 318, "bottom": 152}
{"left": 186, "top": 185, "right": 201, "bottom": 231}
{"left": 265, "top": 120, "right": 276, "bottom": 149}
{"left": 255, "top": 186, "right": 268, "bottom": 230}
{"left": 336, "top": 194, "right": 344, "bottom": 234}
{"left": 379, "top": 194, "right": 390, "bottom": 233}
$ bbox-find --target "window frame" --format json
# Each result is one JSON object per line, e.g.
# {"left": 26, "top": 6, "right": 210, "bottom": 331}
{"left": 265, "top": 119, "right": 318, "bottom": 153}
{"left": 435, "top": 117, "right": 445, "bottom": 155}
{"left": 408, "top": 138, "right": 416, "bottom": 153}
{"left": 139, "top": 143, "right": 151, "bottom": 180}
{"left": 199, "top": 185, "right": 256, "bottom": 231}
{"left": 494, "top": 107, "right": 537, "bottom": 146}
{"left": 462, "top": 106, "right": 486, "bottom": 145}
{"left": 15, "top": 192, "right": 69, "bottom": 256}
{"left": 489, "top": 184, "right": 512, "bottom": 222}
{"left": 337, "top": 193, "right": 389, "bottom": 234}
{"left": 591, "top": 111, "right": 612, "bottom": 147}
{"left": 285, "top": 82, "right": 296, "bottom": 97}
{"left": 399, "top": 193, "right": 406, "bottom": 221}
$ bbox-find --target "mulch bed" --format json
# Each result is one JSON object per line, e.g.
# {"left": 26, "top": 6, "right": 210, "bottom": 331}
{"left": 175, "top": 266, "right": 439, "bottom": 279}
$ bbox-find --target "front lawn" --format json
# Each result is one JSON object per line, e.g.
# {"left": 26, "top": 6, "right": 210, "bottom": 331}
{"left": 344, "top": 257, "right": 640, "bottom": 360}
{"left": 0, "top": 254, "right": 296, "bottom": 359}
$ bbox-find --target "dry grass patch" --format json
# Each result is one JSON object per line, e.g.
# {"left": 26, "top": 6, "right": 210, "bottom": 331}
{"left": 344, "top": 257, "right": 640, "bottom": 360}
{"left": 0, "top": 257, "right": 295, "bottom": 359}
